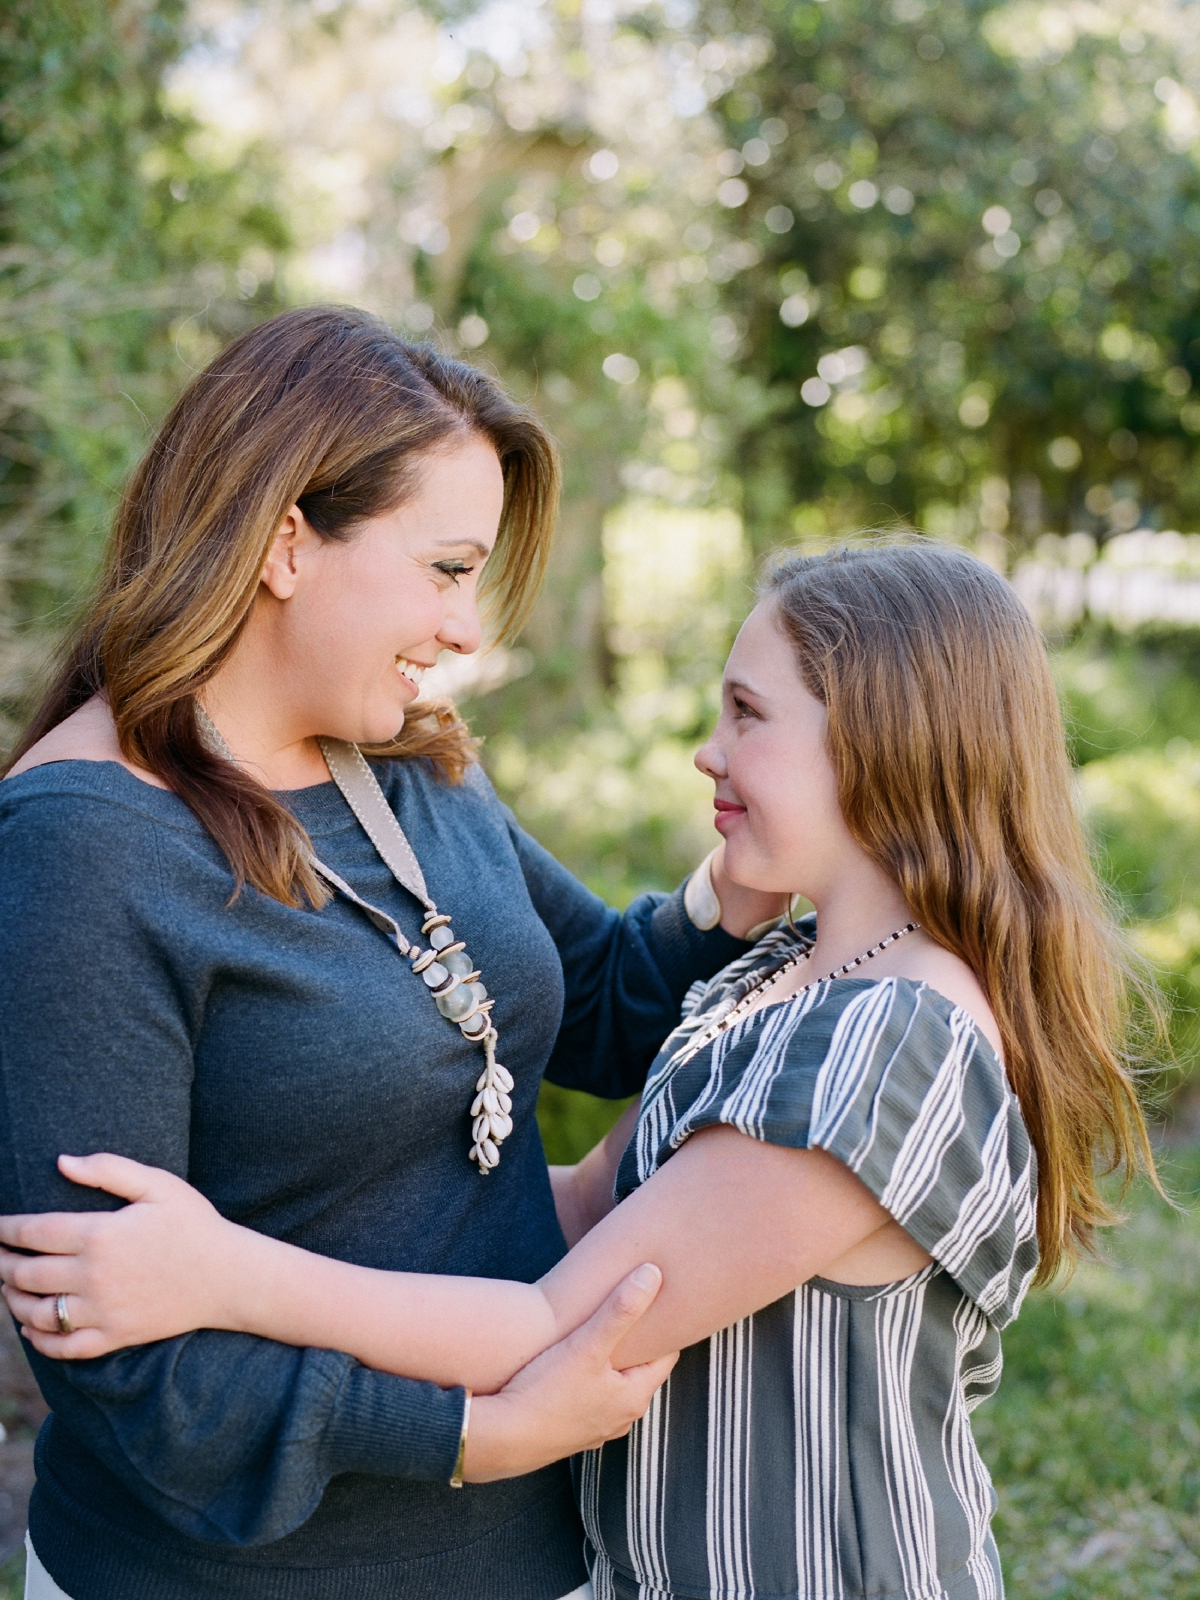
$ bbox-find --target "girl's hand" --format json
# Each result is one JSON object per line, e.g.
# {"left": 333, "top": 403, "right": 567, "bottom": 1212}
{"left": 464, "top": 1263, "right": 677, "bottom": 1481}
{"left": 0, "top": 1153, "right": 241, "bottom": 1358}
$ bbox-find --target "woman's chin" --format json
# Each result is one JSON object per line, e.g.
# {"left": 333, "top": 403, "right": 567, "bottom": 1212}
{"left": 348, "top": 707, "right": 407, "bottom": 747}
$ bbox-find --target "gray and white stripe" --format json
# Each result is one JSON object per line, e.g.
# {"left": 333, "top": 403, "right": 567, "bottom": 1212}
{"left": 578, "top": 922, "right": 1034, "bottom": 1600}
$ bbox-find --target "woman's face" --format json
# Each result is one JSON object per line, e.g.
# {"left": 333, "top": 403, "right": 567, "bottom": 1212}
{"left": 695, "top": 600, "right": 860, "bottom": 901}
{"left": 263, "top": 434, "right": 505, "bottom": 746}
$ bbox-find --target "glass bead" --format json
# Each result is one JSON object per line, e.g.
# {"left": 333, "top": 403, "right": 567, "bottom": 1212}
{"left": 430, "top": 926, "right": 455, "bottom": 950}
{"left": 436, "top": 985, "right": 474, "bottom": 1021}
{"left": 421, "top": 961, "right": 448, "bottom": 988}
{"left": 468, "top": 981, "right": 488, "bottom": 1005}
{"left": 442, "top": 950, "right": 474, "bottom": 976}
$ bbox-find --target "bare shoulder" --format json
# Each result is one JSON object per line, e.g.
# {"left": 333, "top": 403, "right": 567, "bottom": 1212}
{"left": 5, "top": 697, "right": 168, "bottom": 789}
{"left": 890, "top": 939, "right": 1003, "bottom": 1061}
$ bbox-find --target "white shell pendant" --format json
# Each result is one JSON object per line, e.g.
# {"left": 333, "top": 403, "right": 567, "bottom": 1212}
{"left": 408, "top": 912, "right": 510, "bottom": 1173}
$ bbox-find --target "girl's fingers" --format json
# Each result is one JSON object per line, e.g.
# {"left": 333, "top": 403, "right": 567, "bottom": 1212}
{"left": 0, "top": 1250, "right": 82, "bottom": 1297}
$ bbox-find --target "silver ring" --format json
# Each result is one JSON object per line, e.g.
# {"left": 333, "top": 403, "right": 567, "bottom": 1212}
{"left": 54, "top": 1293, "right": 72, "bottom": 1336}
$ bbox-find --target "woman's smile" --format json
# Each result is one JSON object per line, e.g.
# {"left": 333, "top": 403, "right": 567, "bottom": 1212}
{"left": 394, "top": 656, "right": 430, "bottom": 695}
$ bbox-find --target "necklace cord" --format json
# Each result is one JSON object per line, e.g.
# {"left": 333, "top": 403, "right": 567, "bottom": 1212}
{"left": 677, "top": 920, "right": 921, "bottom": 1069}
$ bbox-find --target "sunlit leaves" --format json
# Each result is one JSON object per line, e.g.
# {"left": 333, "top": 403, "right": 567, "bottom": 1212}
{"left": 693, "top": 0, "right": 1200, "bottom": 546}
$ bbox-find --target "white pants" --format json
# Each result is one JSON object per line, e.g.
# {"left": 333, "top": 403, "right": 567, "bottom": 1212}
{"left": 24, "top": 1537, "right": 71, "bottom": 1599}
{"left": 24, "top": 1535, "right": 592, "bottom": 1600}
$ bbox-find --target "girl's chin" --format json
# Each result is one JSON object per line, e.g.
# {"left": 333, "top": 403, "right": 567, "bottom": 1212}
{"left": 720, "top": 842, "right": 792, "bottom": 897}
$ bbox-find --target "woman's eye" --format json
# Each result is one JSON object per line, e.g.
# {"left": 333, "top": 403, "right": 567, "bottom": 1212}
{"left": 433, "top": 561, "right": 472, "bottom": 584}
{"left": 733, "top": 697, "right": 757, "bottom": 720}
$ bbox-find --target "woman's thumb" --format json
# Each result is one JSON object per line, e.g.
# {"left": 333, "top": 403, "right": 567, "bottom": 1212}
{"left": 579, "top": 1263, "right": 663, "bottom": 1358}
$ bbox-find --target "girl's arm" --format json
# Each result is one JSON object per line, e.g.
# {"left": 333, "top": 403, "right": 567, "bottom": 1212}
{"left": 0, "top": 1123, "right": 925, "bottom": 1391}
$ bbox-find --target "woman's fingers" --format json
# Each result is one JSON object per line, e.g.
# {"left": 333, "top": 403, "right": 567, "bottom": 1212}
{"left": 2, "top": 1285, "right": 73, "bottom": 1332}
{"left": 0, "top": 1248, "right": 82, "bottom": 1296}
{"left": 0, "top": 1212, "right": 93, "bottom": 1254}
{"left": 603, "top": 1351, "right": 679, "bottom": 1440}
{"left": 570, "top": 1263, "right": 663, "bottom": 1363}
{"left": 19, "top": 1323, "right": 115, "bottom": 1361}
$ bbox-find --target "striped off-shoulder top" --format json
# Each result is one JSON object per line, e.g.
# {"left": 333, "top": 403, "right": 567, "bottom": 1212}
{"left": 575, "top": 919, "right": 1039, "bottom": 1600}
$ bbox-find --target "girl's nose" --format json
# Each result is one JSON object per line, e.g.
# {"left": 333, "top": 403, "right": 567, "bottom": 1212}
{"left": 695, "top": 734, "right": 727, "bottom": 780}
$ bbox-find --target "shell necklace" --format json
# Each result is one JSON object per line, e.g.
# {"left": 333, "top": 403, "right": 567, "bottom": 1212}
{"left": 675, "top": 919, "right": 921, "bottom": 1068}
{"left": 195, "top": 709, "right": 512, "bottom": 1174}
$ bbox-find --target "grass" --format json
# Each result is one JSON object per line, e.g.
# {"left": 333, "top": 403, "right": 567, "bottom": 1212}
{"left": 978, "top": 1146, "right": 1200, "bottom": 1598}
{"left": 0, "top": 1548, "right": 21, "bottom": 1597}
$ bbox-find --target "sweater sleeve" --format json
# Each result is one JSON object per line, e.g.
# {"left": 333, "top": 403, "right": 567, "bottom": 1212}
{"left": 0, "top": 789, "right": 464, "bottom": 1546}
{"left": 503, "top": 810, "right": 752, "bottom": 1099}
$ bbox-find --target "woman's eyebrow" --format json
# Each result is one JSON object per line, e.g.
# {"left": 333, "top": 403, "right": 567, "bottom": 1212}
{"left": 432, "top": 537, "right": 492, "bottom": 559}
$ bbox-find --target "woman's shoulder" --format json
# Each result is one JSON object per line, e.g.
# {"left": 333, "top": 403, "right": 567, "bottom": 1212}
{"left": 0, "top": 762, "right": 206, "bottom": 909}
{"left": 370, "top": 749, "right": 494, "bottom": 808}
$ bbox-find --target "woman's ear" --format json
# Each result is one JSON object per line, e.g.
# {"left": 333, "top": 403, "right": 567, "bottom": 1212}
{"left": 260, "top": 505, "right": 317, "bottom": 600}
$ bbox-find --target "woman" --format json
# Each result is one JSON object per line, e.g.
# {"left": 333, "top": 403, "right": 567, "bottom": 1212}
{"left": 0, "top": 304, "right": 786, "bottom": 1600}
{"left": 2, "top": 543, "right": 1157, "bottom": 1599}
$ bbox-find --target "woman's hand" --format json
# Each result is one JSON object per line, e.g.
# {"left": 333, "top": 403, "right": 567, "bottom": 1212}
{"left": 0, "top": 1153, "right": 243, "bottom": 1358}
{"left": 464, "top": 1263, "right": 677, "bottom": 1481}
{"left": 710, "top": 843, "right": 792, "bottom": 941}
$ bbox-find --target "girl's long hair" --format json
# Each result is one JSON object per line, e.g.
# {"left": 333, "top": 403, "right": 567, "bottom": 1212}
{"left": 5, "top": 305, "right": 559, "bottom": 907}
{"left": 764, "top": 541, "right": 1158, "bottom": 1285}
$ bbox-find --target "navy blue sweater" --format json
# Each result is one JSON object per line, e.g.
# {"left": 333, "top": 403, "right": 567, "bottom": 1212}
{"left": 0, "top": 758, "right": 747, "bottom": 1600}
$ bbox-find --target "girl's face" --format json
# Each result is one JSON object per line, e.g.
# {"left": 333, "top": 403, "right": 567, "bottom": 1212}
{"left": 262, "top": 434, "right": 504, "bottom": 747}
{"left": 695, "top": 600, "right": 862, "bottom": 901}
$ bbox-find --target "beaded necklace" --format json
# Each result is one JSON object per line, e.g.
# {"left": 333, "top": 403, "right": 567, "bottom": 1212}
{"left": 675, "top": 919, "right": 921, "bottom": 1068}
{"left": 195, "top": 710, "right": 512, "bottom": 1174}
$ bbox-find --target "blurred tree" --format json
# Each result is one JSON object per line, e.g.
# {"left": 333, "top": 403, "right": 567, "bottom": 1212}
{"left": 0, "top": 0, "right": 286, "bottom": 739}
{"left": 694, "top": 0, "right": 1200, "bottom": 552}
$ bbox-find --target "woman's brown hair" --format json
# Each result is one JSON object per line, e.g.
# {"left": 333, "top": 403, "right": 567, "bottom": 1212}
{"left": 763, "top": 540, "right": 1158, "bottom": 1285}
{"left": 5, "top": 305, "right": 560, "bottom": 906}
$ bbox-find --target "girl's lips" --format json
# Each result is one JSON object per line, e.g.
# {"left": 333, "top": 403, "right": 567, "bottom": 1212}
{"left": 713, "top": 799, "right": 747, "bottom": 835}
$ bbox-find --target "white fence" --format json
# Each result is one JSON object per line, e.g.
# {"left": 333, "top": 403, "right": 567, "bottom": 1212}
{"left": 1012, "top": 530, "right": 1200, "bottom": 631}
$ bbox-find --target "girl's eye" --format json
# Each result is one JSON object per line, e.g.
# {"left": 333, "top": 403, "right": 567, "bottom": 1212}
{"left": 733, "top": 696, "right": 758, "bottom": 720}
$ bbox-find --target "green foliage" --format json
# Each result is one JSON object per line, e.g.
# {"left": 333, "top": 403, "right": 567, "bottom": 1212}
{"left": 1057, "top": 634, "right": 1200, "bottom": 767}
{"left": 0, "top": 0, "right": 286, "bottom": 738}
{"left": 537, "top": 1082, "right": 635, "bottom": 1166}
{"left": 975, "top": 1153, "right": 1200, "bottom": 1597}
{"left": 701, "top": 0, "right": 1200, "bottom": 545}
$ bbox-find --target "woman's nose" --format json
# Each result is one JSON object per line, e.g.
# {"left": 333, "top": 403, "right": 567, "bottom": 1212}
{"left": 437, "top": 593, "right": 484, "bottom": 657}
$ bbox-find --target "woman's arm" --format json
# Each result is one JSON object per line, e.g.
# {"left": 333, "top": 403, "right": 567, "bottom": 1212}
{"left": 504, "top": 800, "right": 783, "bottom": 1101}
{"left": 549, "top": 1098, "right": 641, "bottom": 1247}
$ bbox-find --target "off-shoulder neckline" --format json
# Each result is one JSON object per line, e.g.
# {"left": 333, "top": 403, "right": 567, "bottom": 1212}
{"left": 715, "top": 932, "right": 1005, "bottom": 1073}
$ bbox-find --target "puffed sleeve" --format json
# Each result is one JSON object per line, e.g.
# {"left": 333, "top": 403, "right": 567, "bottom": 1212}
{"left": 622, "top": 974, "right": 1039, "bottom": 1328}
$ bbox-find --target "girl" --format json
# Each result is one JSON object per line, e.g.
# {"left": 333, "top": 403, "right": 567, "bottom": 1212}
{"left": 2, "top": 542, "right": 1155, "bottom": 1600}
